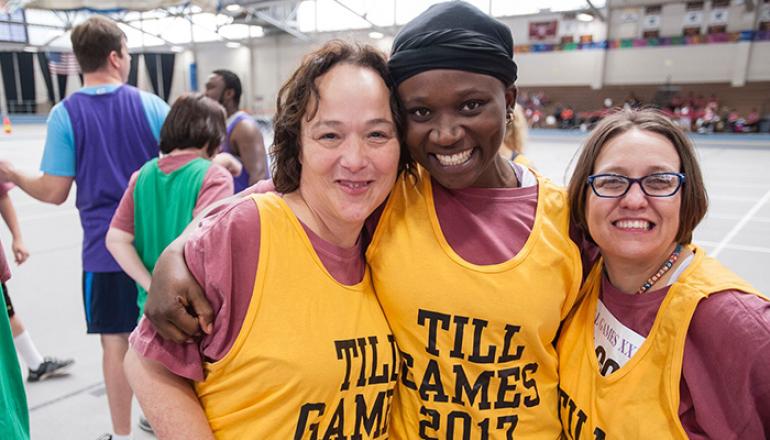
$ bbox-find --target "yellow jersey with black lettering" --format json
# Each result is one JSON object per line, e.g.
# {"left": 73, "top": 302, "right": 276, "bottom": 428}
{"left": 366, "top": 167, "right": 582, "bottom": 439}
{"left": 195, "top": 193, "right": 399, "bottom": 439}
{"left": 557, "top": 246, "right": 764, "bottom": 440}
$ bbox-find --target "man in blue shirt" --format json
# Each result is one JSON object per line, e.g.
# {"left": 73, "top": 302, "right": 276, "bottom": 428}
{"left": 0, "top": 16, "right": 168, "bottom": 440}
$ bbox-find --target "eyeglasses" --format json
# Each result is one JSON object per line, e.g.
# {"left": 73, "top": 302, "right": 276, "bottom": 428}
{"left": 587, "top": 172, "right": 685, "bottom": 198}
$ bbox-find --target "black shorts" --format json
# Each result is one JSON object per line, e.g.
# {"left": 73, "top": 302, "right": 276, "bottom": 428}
{"left": 2, "top": 282, "right": 13, "bottom": 318}
{"left": 82, "top": 271, "right": 139, "bottom": 334}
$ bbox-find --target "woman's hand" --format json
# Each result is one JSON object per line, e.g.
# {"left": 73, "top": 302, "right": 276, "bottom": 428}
{"left": 145, "top": 237, "right": 214, "bottom": 343}
{"left": 213, "top": 152, "right": 243, "bottom": 177}
{"left": 11, "top": 238, "right": 29, "bottom": 265}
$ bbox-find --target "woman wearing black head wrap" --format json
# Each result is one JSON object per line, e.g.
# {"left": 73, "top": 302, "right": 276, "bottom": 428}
{"left": 365, "top": 1, "right": 588, "bottom": 437}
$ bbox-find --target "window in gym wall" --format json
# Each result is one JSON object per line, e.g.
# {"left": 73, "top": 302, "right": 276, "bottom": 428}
{"left": 683, "top": 2, "right": 704, "bottom": 36}
{"left": 0, "top": 9, "right": 28, "bottom": 44}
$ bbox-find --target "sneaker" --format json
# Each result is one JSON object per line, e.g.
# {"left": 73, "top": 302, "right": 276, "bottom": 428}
{"left": 27, "top": 357, "right": 75, "bottom": 382}
{"left": 138, "top": 415, "right": 154, "bottom": 434}
{"left": 95, "top": 435, "right": 112, "bottom": 440}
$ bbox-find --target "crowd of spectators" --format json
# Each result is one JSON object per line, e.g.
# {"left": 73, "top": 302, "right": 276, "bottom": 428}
{"left": 517, "top": 90, "right": 764, "bottom": 133}
{"left": 666, "top": 93, "right": 761, "bottom": 134}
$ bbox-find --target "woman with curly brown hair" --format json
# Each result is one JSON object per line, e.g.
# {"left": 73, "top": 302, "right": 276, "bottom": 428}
{"left": 124, "top": 41, "right": 404, "bottom": 439}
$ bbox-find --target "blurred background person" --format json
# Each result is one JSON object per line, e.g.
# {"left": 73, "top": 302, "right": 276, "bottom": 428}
{"left": 499, "top": 104, "right": 533, "bottom": 168}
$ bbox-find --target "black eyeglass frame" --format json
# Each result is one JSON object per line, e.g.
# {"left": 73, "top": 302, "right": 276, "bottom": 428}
{"left": 586, "top": 172, "right": 686, "bottom": 198}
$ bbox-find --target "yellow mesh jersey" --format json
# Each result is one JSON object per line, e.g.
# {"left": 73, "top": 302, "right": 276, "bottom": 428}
{"left": 366, "top": 167, "right": 582, "bottom": 439}
{"left": 557, "top": 246, "right": 765, "bottom": 440}
{"left": 195, "top": 193, "right": 399, "bottom": 439}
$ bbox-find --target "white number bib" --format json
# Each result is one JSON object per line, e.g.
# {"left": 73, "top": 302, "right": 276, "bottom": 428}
{"left": 593, "top": 300, "right": 646, "bottom": 376}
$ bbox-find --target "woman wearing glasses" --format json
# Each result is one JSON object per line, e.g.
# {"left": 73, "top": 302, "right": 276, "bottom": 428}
{"left": 557, "top": 108, "right": 770, "bottom": 438}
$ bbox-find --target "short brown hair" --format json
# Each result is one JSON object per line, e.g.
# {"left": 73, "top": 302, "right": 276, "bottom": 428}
{"left": 70, "top": 15, "right": 126, "bottom": 73}
{"left": 271, "top": 40, "right": 411, "bottom": 193}
{"left": 159, "top": 93, "right": 226, "bottom": 156}
{"left": 568, "top": 108, "right": 708, "bottom": 244}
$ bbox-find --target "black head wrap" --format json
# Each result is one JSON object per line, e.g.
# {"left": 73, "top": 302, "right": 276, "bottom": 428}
{"left": 388, "top": 1, "right": 517, "bottom": 87}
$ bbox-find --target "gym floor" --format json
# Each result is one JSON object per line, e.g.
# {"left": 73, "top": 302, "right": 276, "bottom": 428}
{"left": 1, "top": 123, "right": 768, "bottom": 438}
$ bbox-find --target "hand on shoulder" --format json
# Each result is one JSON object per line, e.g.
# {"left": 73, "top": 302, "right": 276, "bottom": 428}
{"left": 212, "top": 152, "right": 243, "bottom": 177}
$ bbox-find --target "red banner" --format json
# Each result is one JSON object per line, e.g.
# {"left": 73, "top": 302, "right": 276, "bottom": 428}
{"left": 529, "top": 20, "right": 558, "bottom": 41}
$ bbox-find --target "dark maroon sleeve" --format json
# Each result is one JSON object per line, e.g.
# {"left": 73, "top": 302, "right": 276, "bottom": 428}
{"left": 0, "top": 185, "right": 13, "bottom": 281}
{"left": 129, "top": 197, "right": 261, "bottom": 381}
{"left": 363, "top": 200, "right": 387, "bottom": 249}
{"left": 184, "top": 197, "right": 262, "bottom": 364}
{"left": 129, "top": 317, "right": 208, "bottom": 382}
{"left": 679, "top": 290, "right": 770, "bottom": 438}
{"left": 0, "top": 240, "right": 9, "bottom": 283}
{"left": 109, "top": 171, "right": 139, "bottom": 234}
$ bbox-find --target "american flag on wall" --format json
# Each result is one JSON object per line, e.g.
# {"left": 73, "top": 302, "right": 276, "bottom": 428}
{"left": 48, "top": 52, "right": 80, "bottom": 75}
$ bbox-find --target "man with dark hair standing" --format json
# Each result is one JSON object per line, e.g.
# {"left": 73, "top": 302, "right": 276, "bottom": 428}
{"left": 204, "top": 69, "right": 268, "bottom": 192}
{"left": 0, "top": 15, "right": 168, "bottom": 440}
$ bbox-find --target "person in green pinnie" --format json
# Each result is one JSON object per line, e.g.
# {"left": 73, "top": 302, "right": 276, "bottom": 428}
{"left": 106, "top": 93, "right": 235, "bottom": 318}
{"left": 0, "top": 280, "right": 29, "bottom": 439}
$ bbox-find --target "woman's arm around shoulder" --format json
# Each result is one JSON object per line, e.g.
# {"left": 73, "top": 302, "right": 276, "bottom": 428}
{"left": 145, "top": 180, "right": 274, "bottom": 341}
{"left": 139, "top": 196, "right": 263, "bottom": 375}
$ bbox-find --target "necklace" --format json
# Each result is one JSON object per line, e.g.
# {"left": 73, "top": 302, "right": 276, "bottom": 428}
{"left": 636, "top": 244, "right": 683, "bottom": 295}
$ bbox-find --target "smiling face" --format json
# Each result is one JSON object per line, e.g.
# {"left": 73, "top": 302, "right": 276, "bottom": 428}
{"left": 297, "top": 63, "right": 400, "bottom": 227}
{"left": 397, "top": 69, "right": 516, "bottom": 189}
{"left": 586, "top": 128, "right": 683, "bottom": 266}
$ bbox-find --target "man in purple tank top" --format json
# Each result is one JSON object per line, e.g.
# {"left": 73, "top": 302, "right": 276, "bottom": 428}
{"left": 0, "top": 16, "right": 169, "bottom": 440}
{"left": 204, "top": 69, "right": 268, "bottom": 192}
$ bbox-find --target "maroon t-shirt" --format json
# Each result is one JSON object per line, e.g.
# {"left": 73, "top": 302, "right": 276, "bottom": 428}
{"left": 601, "top": 275, "right": 770, "bottom": 438}
{"left": 432, "top": 177, "right": 539, "bottom": 265}
{"left": 0, "top": 182, "right": 14, "bottom": 282}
